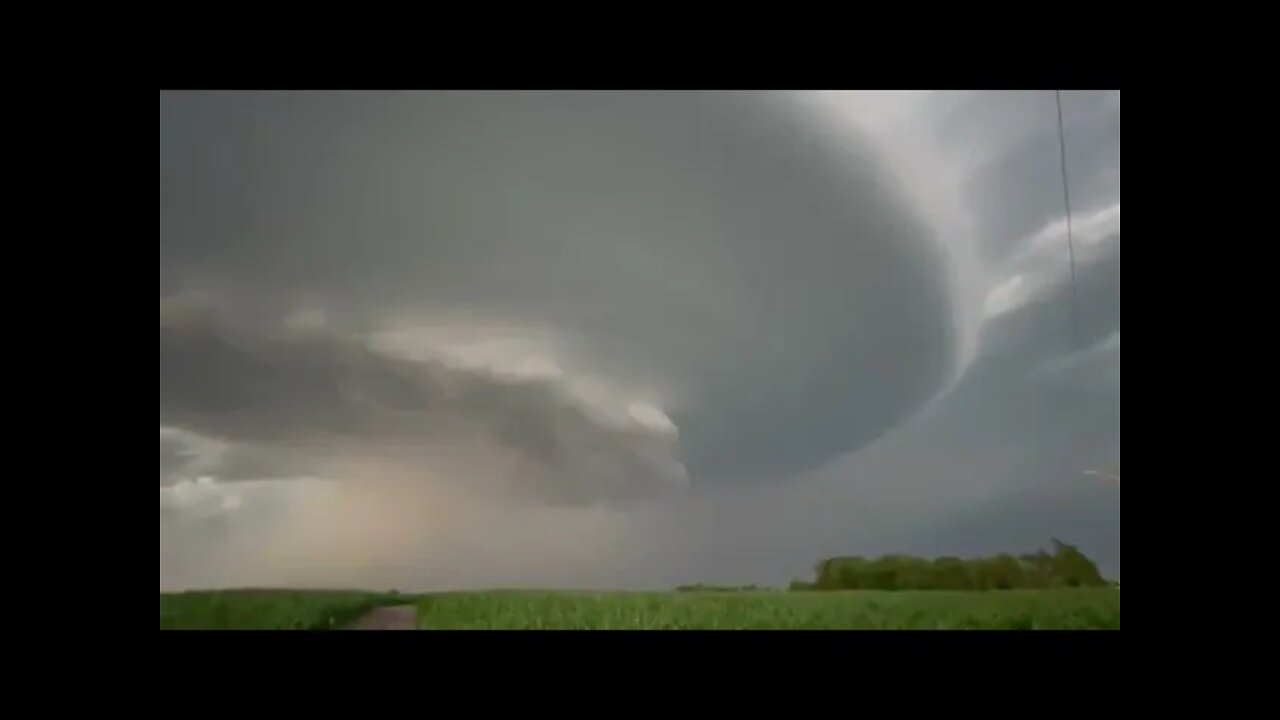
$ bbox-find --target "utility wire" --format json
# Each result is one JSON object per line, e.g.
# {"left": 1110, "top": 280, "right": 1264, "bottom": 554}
{"left": 1055, "top": 90, "right": 1080, "bottom": 346}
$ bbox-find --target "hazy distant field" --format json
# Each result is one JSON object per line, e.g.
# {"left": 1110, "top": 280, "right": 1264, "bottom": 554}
{"left": 160, "top": 588, "right": 1119, "bottom": 630}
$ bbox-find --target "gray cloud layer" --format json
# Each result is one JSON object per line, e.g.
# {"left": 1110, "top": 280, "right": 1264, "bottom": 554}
{"left": 160, "top": 90, "right": 1119, "bottom": 590}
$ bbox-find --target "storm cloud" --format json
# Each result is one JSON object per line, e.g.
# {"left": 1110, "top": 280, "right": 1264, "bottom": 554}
{"left": 160, "top": 90, "right": 1119, "bottom": 590}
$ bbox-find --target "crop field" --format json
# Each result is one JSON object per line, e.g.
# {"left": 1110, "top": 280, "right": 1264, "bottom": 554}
{"left": 159, "top": 588, "right": 1119, "bottom": 630}
{"left": 158, "top": 590, "right": 402, "bottom": 630}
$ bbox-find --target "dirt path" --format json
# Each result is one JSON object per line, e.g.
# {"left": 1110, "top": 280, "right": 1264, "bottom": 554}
{"left": 348, "top": 604, "right": 418, "bottom": 630}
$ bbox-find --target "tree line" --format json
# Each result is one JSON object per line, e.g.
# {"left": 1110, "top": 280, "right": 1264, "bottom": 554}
{"left": 676, "top": 584, "right": 762, "bottom": 592}
{"left": 791, "top": 539, "right": 1108, "bottom": 591}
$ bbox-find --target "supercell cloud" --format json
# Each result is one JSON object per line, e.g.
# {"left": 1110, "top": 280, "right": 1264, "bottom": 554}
{"left": 160, "top": 90, "right": 1119, "bottom": 590}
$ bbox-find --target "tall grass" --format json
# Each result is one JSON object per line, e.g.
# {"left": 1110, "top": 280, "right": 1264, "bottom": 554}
{"left": 411, "top": 589, "right": 1119, "bottom": 630}
{"left": 159, "top": 590, "right": 402, "bottom": 630}
{"left": 160, "top": 588, "right": 1119, "bottom": 630}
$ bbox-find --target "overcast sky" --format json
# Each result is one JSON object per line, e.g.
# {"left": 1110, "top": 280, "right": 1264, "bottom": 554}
{"left": 160, "top": 90, "right": 1119, "bottom": 590}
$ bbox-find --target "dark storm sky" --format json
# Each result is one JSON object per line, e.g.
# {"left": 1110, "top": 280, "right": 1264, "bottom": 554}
{"left": 160, "top": 90, "right": 1119, "bottom": 590}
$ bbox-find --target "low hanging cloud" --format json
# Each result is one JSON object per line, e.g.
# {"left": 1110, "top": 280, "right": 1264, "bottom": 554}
{"left": 160, "top": 302, "right": 691, "bottom": 507}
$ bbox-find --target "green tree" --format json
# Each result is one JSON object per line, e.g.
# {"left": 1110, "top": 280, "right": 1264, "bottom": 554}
{"left": 933, "top": 556, "right": 970, "bottom": 590}
{"left": 834, "top": 557, "right": 870, "bottom": 589}
{"left": 989, "top": 554, "right": 1024, "bottom": 590}
{"left": 1049, "top": 538, "right": 1106, "bottom": 587}
{"left": 798, "top": 540, "right": 1107, "bottom": 592}
{"left": 892, "top": 555, "right": 934, "bottom": 590}
{"left": 868, "top": 556, "right": 902, "bottom": 590}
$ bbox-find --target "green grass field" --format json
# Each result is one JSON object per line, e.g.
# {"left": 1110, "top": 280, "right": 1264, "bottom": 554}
{"left": 159, "top": 588, "right": 1118, "bottom": 630}
{"left": 159, "top": 590, "right": 403, "bottom": 630}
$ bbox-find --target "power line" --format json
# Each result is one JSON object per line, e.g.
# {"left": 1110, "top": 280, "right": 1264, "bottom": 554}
{"left": 1055, "top": 90, "right": 1080, "bottom": 346}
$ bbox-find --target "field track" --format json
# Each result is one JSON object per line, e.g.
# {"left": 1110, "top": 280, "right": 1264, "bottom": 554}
{"left": 349, "top": 604, "right": 417, "bottom": 630}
